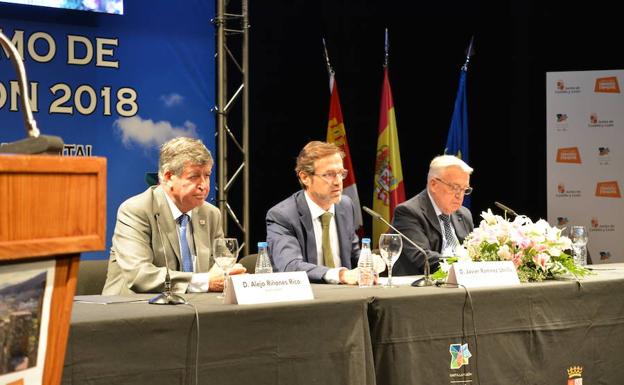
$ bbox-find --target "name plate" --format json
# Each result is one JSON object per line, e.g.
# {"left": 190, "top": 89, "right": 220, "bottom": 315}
{"left": 224, "top": 271, "right": 314, "bottom": 305}
{"left": 447, "top": 261, "right": 520, "bottom": 288}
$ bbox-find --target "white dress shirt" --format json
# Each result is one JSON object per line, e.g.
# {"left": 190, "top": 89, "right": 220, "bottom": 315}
{"left": 163, "top": 188, "right": 210, "bottom": 292}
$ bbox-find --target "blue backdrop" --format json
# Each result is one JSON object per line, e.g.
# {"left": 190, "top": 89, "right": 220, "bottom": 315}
{"left": 0, "top": 0, "right": 216, "bottom": 259}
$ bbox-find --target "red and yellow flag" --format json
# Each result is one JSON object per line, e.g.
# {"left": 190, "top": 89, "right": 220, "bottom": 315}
{"left": 372, "top": 67, "right": 405, "bottom": 246}
{"left": 327, "top": 75, "right": 363, "bottom": 232}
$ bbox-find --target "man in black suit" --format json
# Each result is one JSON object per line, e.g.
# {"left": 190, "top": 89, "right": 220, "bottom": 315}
{"left": 392, "top": 155, "right": 474, "bottom": 275}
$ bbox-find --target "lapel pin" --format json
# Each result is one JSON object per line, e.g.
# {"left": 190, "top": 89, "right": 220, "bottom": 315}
{"left": 199, "top": 219, "right": 206, "bottom": 225}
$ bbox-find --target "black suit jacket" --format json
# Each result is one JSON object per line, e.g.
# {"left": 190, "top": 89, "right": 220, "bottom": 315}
{"left": 392, "top": 189, "right": 473, "bottom": 275}
{"left": 266, "top": 190, "right": 360, "bottom": 282}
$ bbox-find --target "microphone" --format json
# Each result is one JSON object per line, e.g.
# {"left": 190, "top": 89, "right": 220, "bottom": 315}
{"left": 149, "top": 213, "right": 187, "bottom": 305}
{"left": 0, "top": 31, "right": 63, "bottom": 154}
{"left": 362, "top": 206, "right": 436, "bottom": 287}
{"left": 494, "top": 201, "right": 518, "bottom": 217}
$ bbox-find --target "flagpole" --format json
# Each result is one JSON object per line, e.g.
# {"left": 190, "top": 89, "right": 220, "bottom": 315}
{"left": 384, "top": 28, "right": 389, "bottom": 68}
{"left": 322, "top": 37, "right": 335, "bottom": 91}
{"left": 461, "top": 35, "right": 475, "bottom": 72}
{"left": 322, "top": 38, "right": 335, "bottom": 76}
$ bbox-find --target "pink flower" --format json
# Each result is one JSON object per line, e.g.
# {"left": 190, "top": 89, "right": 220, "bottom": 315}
{"left": 512, "top": 253, "right": 523, "bottom": 268}
{"left": 533, "top": 253, "right": 550, "bottom": 270}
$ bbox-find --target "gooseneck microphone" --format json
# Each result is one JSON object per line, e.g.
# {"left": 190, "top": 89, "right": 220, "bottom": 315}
{"left": 362, "top": 206, "right": 435, "bottom": 287}
{"left": 0, "top": 31, "right": 64, "bottom": 154}
{"left": 494, "top": 201, "right": 518, "bottom": 217}
{"left": 149, "top": 213, "right": 187, "bottom": 305}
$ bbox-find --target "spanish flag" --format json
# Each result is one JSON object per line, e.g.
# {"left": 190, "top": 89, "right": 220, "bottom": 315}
{"left": 327, "top": 74, "right": 363, "bottom": 233}
{"left": 372, "top": 65, "right": 405, "bottom": 247}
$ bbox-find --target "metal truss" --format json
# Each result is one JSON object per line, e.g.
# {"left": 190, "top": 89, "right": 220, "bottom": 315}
{"left": 214, "top": 0, "right": 250, "bottom": 255}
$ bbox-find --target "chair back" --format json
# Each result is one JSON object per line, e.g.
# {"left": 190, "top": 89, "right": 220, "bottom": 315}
{"left": 238, "top": 253, "right": 258, "bottom": 274}
{"left": 76, "top": 258, "right": 109, "bottom": 295}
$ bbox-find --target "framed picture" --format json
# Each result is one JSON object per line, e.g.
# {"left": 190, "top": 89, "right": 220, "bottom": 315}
{"left": 0, "top": 260, "right": 56, "bottom": 385}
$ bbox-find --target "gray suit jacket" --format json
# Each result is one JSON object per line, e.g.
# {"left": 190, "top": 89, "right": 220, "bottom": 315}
{"left": 266, "top": 190, "right": 360, "bottom": 283}
{"left": 102, "top": 186, "right": 223, "bottom": 295}
{"left": 392, "top": 189, "right": 473, "bottom": 276}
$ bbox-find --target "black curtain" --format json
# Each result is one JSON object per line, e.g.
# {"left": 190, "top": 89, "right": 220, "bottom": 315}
{"left": 226, "top": 0, "right": 622, "bottom": 247}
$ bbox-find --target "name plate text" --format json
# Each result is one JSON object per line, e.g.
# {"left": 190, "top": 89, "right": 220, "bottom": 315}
{"left": 225, "top": 271, "right": 314, "bottom": 304}
{"left": 447, "top": 261, "right": 520, "bottom": 288}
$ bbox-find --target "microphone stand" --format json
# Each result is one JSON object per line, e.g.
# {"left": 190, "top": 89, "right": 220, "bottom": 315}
{"left": 0, "top": 31, "right": 63, "bottom": 154}
{"left": 149, "top": 213, "right": 187, "bottom": 305}
{"left": 362, "top": 206, "right": 435, "bottom": 287}
{"left": 494, "top": 201, "right": 518, "bottom": 220}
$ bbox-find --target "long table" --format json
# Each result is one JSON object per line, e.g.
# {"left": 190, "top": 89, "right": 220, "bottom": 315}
{"left": 62, "top": 266, "right": 624, "bottom": 385}
{"left": 61, "top": 290, "right": 375, "bottom": 385}
{"left": 367, "top": 267, "right": 624, "bottom": 385}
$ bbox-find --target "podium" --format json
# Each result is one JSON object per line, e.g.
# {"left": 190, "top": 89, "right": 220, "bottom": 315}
{"left": 0, "top": 155, "right": 106, "bottom": 385}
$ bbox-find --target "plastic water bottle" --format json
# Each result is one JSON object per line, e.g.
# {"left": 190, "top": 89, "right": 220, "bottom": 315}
{"left": 255, "top": 241, "right": 273, "bottom": 274}
{"left": 357, "top": 238, "right": 375, "bottom": 287}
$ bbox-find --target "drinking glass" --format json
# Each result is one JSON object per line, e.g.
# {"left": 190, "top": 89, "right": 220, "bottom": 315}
{"left": 213, "top": 238, "right": 239, "bottom": 299}
{"left": 378, "top": 233, "right": 403, "bottom": 287}
{"left": 569, "top": 226, "right": 588, "bottom": 266}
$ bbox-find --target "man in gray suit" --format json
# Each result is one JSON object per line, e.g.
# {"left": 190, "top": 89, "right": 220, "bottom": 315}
{"left": 103, "top": 137, "right": 244, "bottom": 295}
{"left": 266, "top": 141, "right": 360, "bottom": 284}
{"left": 392, "top": 155, "right": 474, "bottom": 276}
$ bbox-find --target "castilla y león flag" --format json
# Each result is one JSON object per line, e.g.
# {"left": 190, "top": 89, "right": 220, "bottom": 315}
{"left": 326, "top": 75, "right": 364, "bottom": 233}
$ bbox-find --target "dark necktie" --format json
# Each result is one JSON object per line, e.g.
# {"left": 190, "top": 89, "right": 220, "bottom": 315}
{"left": 320, "top": 212, "right": 335, "bottom": 268}
{"left": 178, "top": 214, "right": 193, "bottom": 272}
{"left": 439, "top": 214, "right": 458, "bottom": 250}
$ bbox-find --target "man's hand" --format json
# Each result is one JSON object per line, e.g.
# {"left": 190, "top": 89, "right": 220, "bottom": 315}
{"left": 339, "top": 268, "right": 359, "bottom": 285}
{"left": 208, "top": 263, "right": 247, "bottom": 292}
{"left": 372, "top": 253, "right": 386, "bottom": 273}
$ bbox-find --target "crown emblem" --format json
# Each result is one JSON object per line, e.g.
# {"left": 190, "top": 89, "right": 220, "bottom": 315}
{"left": 567, "top": 366, "right": 583, "bottom": 378}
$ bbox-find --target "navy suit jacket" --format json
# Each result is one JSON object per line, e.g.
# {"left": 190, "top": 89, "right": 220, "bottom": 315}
{"left": 266, "top": 190, "right": 360, "bottom": 282}
{"left": 392, "top": 189, "right": 473, "bottom": 276}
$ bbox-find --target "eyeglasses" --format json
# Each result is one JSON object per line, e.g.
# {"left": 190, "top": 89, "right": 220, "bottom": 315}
{"left": 434, "top": 177, "right": 473, "bottom": 196}
{"left": 313, "top": 169, "right": 348, "bottom": 182}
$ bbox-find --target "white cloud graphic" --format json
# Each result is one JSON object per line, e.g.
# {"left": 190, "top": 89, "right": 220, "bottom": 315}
{"left": 114, "top": 115, "right": 198, "bottom": 148}
{"left": 160, "top": 93, "right": 184, "bottom": 107}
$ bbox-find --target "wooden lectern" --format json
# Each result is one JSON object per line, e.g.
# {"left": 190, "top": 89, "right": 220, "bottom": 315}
{"left": 0, "top": 155, "right": 106, "bottom": 385}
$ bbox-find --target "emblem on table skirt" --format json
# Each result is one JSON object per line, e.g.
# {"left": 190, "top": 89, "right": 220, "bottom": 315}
{"left": 449, "top": 343, "right": 471, "bottom": 369}
{"left": 567, "top": 365, "right": 583, "bottom": 385}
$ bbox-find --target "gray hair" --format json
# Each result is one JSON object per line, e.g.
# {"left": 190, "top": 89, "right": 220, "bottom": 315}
{"left": 158, "top": 137, "right": 213, "bottom": 181}
{"left": 427, "top": 155, "right": 473, "bottom": 181}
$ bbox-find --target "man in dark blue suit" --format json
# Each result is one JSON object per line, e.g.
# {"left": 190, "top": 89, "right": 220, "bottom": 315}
{"left": 266, "top": 141, "right": 360, "bottom": 284}
{"left": 392, "top": 155, "right": 474, "bottom": 276}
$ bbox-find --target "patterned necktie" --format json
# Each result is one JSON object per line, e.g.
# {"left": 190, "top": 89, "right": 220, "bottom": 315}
{"left": 439, "top": 214, "right": 458, "bottom": 250}
{"left": 178, "top": 214, "right": 193, "bottom": 272}
{"left": 320, "top": 212, "right": 335, "bottom": 268}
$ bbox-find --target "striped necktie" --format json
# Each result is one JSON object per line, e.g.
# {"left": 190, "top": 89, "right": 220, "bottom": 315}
{"left": 439, "top": 214, "right": 458, "bottom": 250}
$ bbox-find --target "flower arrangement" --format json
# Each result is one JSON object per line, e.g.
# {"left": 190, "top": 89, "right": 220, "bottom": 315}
{"left": 432, "top": 209, "right": 591, "bottom": 282}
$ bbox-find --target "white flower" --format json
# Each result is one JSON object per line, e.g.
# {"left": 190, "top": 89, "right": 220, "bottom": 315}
{"left": 454, "top": 245, "right": 471, "bottom": 261}
{"left": 497, "top": 244, "right": 513, "bottom": 260}
{"left": 480, "top": 209, "right": 498, "bottom": 225}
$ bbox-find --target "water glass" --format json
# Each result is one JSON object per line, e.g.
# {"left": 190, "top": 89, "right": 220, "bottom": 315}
{"left": 213, "top": 238, "right": 239, "bottom": 298}
{"left": 569, "top": 226, "right": 588, "bottom": 267}
{"left": 378, "top": 233, "right": 403, "bottom": 287}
